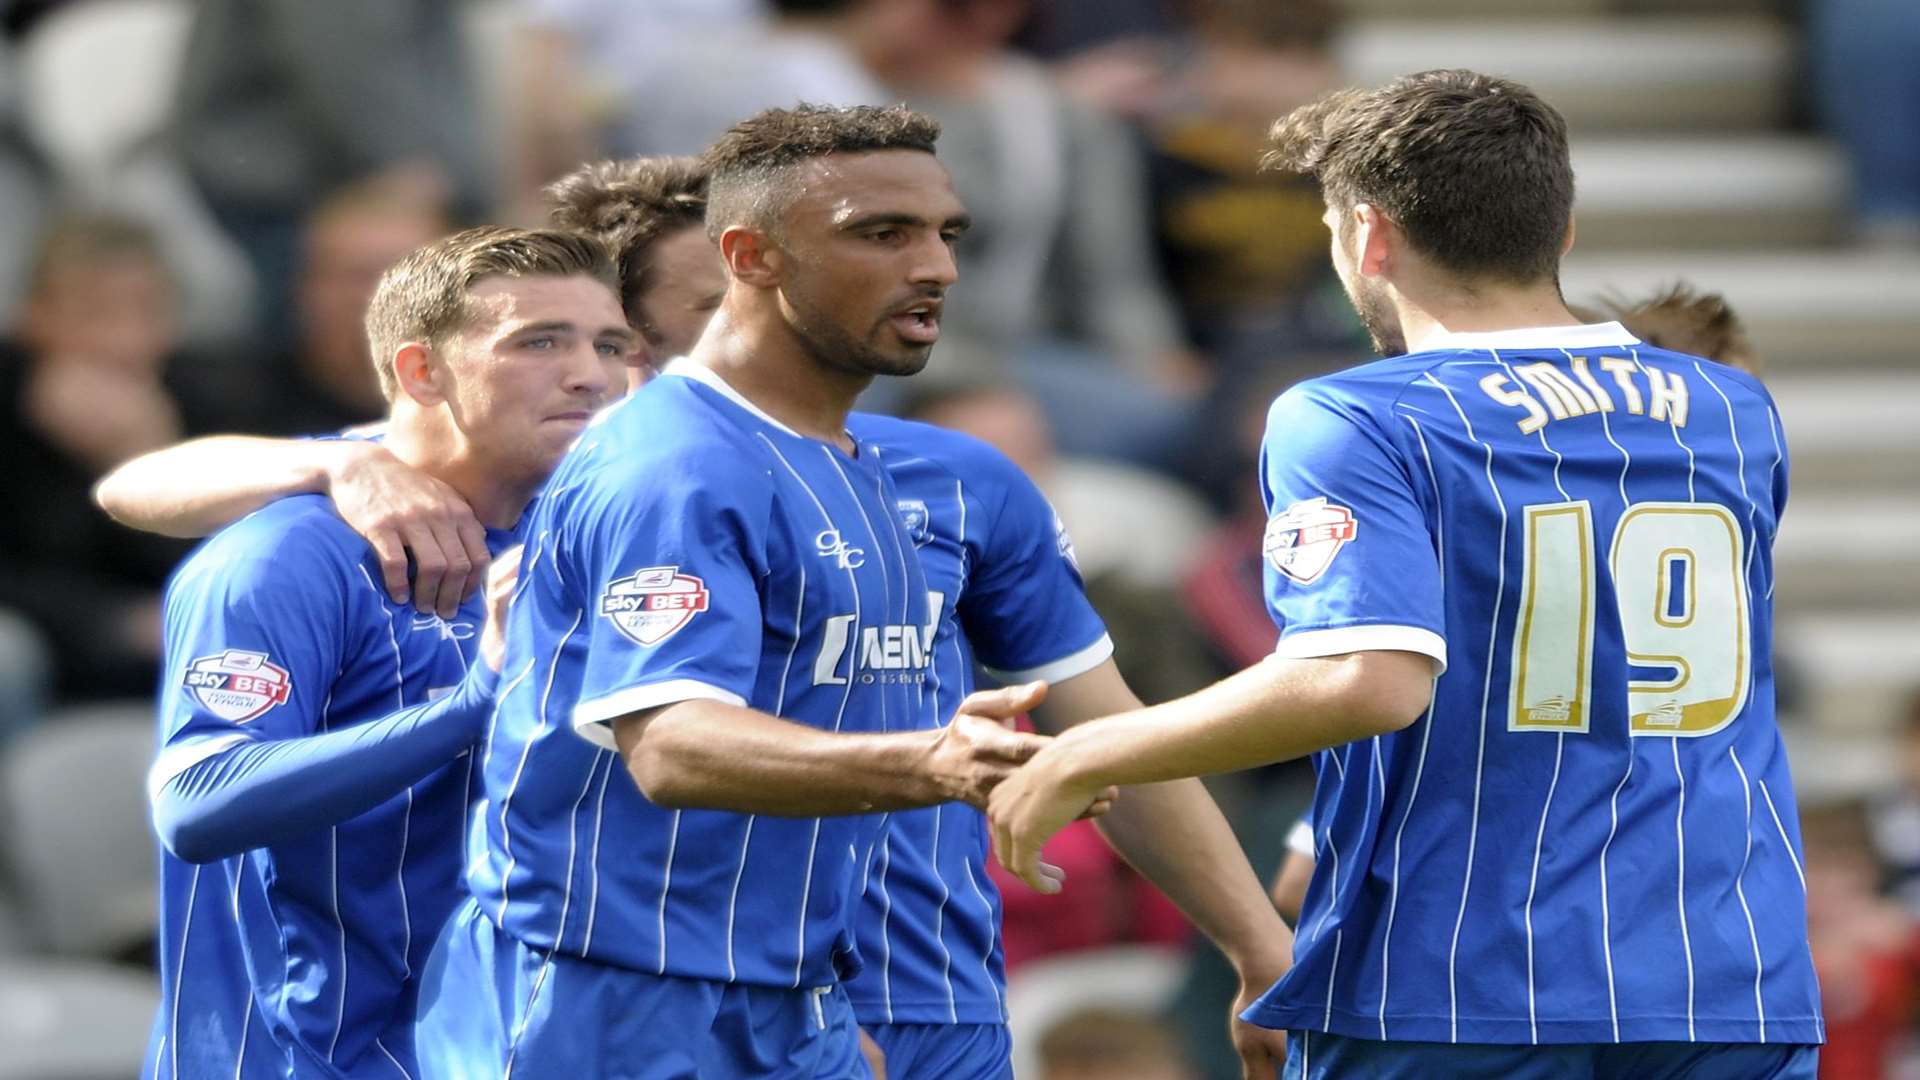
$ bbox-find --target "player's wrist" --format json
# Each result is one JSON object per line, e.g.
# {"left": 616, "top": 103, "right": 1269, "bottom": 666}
{"left": 318, "top": 439, "right": 386, "bottom": 494}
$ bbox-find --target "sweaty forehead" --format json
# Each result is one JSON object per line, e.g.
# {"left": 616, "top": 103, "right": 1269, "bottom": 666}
{"left": 787, "top": 151, "right": 964, "bottom": 226}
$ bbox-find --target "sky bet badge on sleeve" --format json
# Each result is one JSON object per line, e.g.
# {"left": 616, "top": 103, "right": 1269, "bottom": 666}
{"left": 601, "top": 567, "right": 710, "bottom": 647}
{"left": 1264, "top": 497, "right": 1358, "bottom": 585}
{"left": 183, "top": 649, "right": 293, "bottom": 722}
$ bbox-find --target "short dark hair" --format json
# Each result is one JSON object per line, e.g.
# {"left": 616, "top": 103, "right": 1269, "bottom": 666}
{"left": 1263, "top": 69, "right": 1574, "bottom": 285}
{"left": 545, "top": 157, "right": 708, "bottom": 326}
{"left": 701, "top": 104, "right": 941, "bottom": 240}
{"left": 364, "top": 226, "right": 618, "bottom": 398}
{"left": 1601, "top": 283, "right": 1757, "bottom": 375}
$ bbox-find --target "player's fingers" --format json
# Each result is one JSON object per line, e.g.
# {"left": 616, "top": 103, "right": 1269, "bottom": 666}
{"left": 957, "top": 680, "right": 1047, "bottom": 723}
{"left": 1020, "top": 852, "right": 1064, "bottom": 896}
{"left": 1076, "top": 787, "right": 1119, "bottom": 820}
{"left": 367, "top": 528, "right": 411, "bottom": 606}
{"left": 423, "top": 517, "right": 473, "bottom": 619}
{"left": 456, "top": 516, "right": 491, "bottom": 604}
{"left": 967, "top": 725, "right": 1049, "bottom": 764}
{"left": 401, "top": 522, "right": 448, "bottom": 617}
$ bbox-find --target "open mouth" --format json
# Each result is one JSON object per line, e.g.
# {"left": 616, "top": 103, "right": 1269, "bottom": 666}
{"left": 888, "top": 303, "right": 941, "bottom": 346}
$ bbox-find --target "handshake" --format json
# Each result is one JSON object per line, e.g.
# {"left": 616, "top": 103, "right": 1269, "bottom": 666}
{"left": 930, "top": 680, "right": 1116, "bottom": 896}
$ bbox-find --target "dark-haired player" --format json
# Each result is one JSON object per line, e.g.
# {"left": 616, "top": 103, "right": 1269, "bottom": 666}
{"left": 989, "top": 70, "right": 1821, "bottom": 1078}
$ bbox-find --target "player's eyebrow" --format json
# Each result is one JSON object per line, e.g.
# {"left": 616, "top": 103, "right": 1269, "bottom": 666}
{"left": 838, "top": 211, "right": 974, "bottom": 236}
{"left": 508, "top": 320, "right": 639, "bottom": 347}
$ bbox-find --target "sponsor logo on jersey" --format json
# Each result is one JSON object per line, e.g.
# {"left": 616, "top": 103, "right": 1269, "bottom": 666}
{"left": 182, "top": 649, "right": 293, "bottom": 722}
{"left": 601, "top": 566, "right": 710, "bottom": 646}
{"left": 896, "top": 499, "right": 932, "bottom": 547}
{"left": 1264, "top": 497, "right": 1358, "bottom": 585}
{"left": 815, "top": 529, "right": 866, "bottom": 570}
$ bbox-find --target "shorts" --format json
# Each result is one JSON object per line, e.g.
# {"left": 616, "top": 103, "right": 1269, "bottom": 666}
{"left": 1283, "top": 1030, "right": 1819, "bottom": 1080}
{"left": 863, "top": 1022, "right": 1011, "bottom": 1080}
{"left": 416, "top": 898, "right": 869, "bottom": 1079}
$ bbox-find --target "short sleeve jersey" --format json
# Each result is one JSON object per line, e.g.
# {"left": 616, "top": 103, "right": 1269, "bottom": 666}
{"left": 464, "top": 365, "right": 932, "bottom": 989}
{"left": 149, "top": 496, "right": 496, "bottom": 1079}
{"left": 841, "top": 413, "right": 1112, "bottom": 1025}
{"left": 1243, "top": 323, "right": 1821, "bottom": 1047}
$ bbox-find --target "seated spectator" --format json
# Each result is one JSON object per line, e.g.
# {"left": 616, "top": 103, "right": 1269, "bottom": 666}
{"left": 215, "top": 179, "right": 449, "bottom": 437}
{"left": 1806, "top": 800, "right": 1920, "bottom": 1080}
{"left": 0, "top": 214, "right": 201, "bottom": 700}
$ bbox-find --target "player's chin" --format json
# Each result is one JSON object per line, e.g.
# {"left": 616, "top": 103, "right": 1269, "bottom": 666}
{"left": 868, "top": 340, "right": 934, "bottom": 378}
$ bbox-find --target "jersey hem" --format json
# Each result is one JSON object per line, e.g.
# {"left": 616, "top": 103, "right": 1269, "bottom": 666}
{"left": 570, "top": 679, "right": 749, "bottom": 749}
{"left": 849, "top": 1000, "right": 1009, "bottom": 1026}
{"left": 983, "top": 633, "right": 1115, "bottom": 686}
{"left": 1274, "top": 624, "right": 1446, "bottom": 675}
{"left": 1243, "top": 1002, "right": 1826, "bottom": 1046}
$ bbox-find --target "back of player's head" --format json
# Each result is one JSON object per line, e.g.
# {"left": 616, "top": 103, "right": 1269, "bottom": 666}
{"left": 1600, "top": 283, "right": 1759, "bottom": 376}
{"left": 1263, "top": 69, "right": 1573, "bottom": 286}
{"left": 701, "top": 103, "right": 942, "bottom": 242}
{"left": 545, "top": 156, "right": 708, "bottom": 323}
{"left": 363, "top": 225, "right": 618, "bottom": 398}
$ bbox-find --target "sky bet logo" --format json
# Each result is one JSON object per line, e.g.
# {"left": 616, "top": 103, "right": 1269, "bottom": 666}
{"left": 183, "top": 649, "right": 292, "bottom": 722}
{"left": 601, "top": 567, "right": 711, "bottom": 647}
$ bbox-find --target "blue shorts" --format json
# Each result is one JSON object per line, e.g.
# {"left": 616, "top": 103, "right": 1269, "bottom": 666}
{"left": 863, "top": 1022, "right": 1012, "bottom": 1080}
{"left": 415, "top": 899, "right": 869, "bottom": 1079}
{"left": 1284, "top": 1031, "right": 1819, "bottom": 1080}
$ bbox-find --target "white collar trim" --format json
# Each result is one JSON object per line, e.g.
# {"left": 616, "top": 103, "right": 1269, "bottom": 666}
{"left": 661, "top": 358, "right": 802, "bottom": 438}
{"left": 1423, "top": 321, "right": 1641, "bottom": 352}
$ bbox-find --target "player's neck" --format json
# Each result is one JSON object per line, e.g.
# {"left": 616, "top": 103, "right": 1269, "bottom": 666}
{"left": 690, "top": 308, "right": 866, "bottom": 451}
{"left": 1395, "top": 281, "right": 1584, "bottom": 354}
{"left": 383, "top": 415, "right": 538, "bottom": 531}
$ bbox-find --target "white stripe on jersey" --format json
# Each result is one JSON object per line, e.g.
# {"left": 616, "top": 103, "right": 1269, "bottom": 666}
{"left": 357, "top": 566, "right": 416, "bottom": 982}
{"left": 1671, "top": 739, "right": 1697, "bottom": 1041}
{"left": 1759, "top": 780, "right": 1807, "bottom": 892}
{"left": 874, "top": 832, "right": 896, "bottom": 1021}
{"left": 930, "top": 804, "right": 958, "bottom": 1024}
{"left": 725, "top": 817, "right": 757, "bottom": 983}
{"left": 171, "top": 863, "right": 202, "bottom": 1080}
{"left": 1728, "top": 747, "right": 1767, "bottom": 1041}
{"left": 374, "top": 1039, "right": 409, "bottom": 1078}
{"left": 551, "top": 742, "right": 611, "bottom": 961}
{"left": 1402, "top": 416, "right": 1445, "bottom": 587}
{"left": 496, "top": 611, "right": 585, "bottom": 925}
{"left": 758, "top": 434, "right": 864, "bottom": 987}
{"left": 962, "top": 854, "right": 1006, "bottom": 1020}
{"left": 321, "top": 686, "right": 348, "bottom": 1063}
{"left": 1631, "top": 349, "right": 1696, "bottom": 501}
{"left": 1559, "top": 348, "right": 1633, "bottom": 511}
{"left": 1421, "top": 368, "right": 1508, "bottom": 1045}
{"left": 1525, "top": 733, "right": 1566, "bottom": 1044}
{"left": 1695, "top": 363, "right": 1762, "bottom": 586}
{"left": 655, "top": 810, "right": 683, "bottom": 974}
{"left": 232, "top": 867, "right": 251, "bottom": 1080}
{"left": 1597, "top": 748, "right": 1634, "bottom": 1042}
{"left": 1764, "top": 407, "right": 1786, "bottom": 600}
{"left": 580, "top": 754, "right": 615, "bottom": 954}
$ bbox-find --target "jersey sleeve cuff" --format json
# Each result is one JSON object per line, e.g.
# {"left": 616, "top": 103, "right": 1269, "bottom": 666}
{"left": 1273, "top": 625, "right": 1447, "bottom": 675}
{"left": 570, "top": 679, "right": 750, "bottom": 750}
{"left": 982, "top": 633, "right": 1115, "bottom": 686}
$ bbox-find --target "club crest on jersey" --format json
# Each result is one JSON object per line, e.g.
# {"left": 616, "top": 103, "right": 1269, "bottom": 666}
{"left": 896, "top": 499, "right": 932, "bottom": 546}
{"left": 1053, "top": 513, "right": 1081, "bottom": 572}
{"left": 182, "top": 649, "right": 292, "bottom": 722}
{"left": 1264, "top": 497, "right": 1358, "bottom": 585}
{"left": 601, "top": 566, "right": 710, "bottom": 647}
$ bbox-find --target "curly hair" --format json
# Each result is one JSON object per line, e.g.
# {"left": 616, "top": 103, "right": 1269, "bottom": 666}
{"left": 702, "top": 103, "right": 941, "bottom": 240}
{"left": 1602, "top": 283, "right": 1758, "bottom": 375}
{"left": 364, "top": 226, "right": 618, "bottom": 398}
{"left": 1263, "top": 69, "right": 1573, "bottom": 285}
{"left": 545, "top": 157, "right": 708, "bottom": 327}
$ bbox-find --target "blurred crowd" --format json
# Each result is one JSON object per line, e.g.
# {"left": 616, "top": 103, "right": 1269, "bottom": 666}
{"left": 0, "top": 1, "right": 1916, "bottom": 1077}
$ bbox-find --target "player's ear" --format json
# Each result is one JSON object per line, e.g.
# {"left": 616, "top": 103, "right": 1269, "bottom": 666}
{"left": 1352, "top": 202, "right": 1393, "bottom": 278}
{"left": 391, "top": 342, "right": 446, "bottom": 407}
{"left": 1561, "top": 215, "right": 1578, "bottom": 258}
{"left": 718, "top": 225, "right": 782, "bottom": 288}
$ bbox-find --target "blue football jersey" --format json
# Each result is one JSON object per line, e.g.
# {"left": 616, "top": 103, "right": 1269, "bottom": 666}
{"left": 148, "top": 496, "right": 497, "bottom": 1079}
{"left": 463, "top": 364, "right": 933, "bottom": 990}
{"left": 842, "top": 414, "right": 1112, "bottom": 1025}
{"left": 1242, "top": 323, "right": 1821, "bottom": 1046}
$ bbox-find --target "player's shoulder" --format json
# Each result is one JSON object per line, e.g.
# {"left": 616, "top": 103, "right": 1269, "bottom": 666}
{"left": 850, "top": 412, "right": 1023, "bottom": 480}
{"left": 169, "top": 495, "right": 366, "bottom": 602}
{"left": 564, "top": 380, "right": 772, "bottom": 494}
{"left": 1269, "top": 354, "right": 1448, "bottom": 431}
{"left": 1636, "top": 344, "right": 1775, "bottom": 406}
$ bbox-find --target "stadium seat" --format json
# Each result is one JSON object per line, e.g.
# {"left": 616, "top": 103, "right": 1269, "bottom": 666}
{"left": 1004, "top": 945, "right": 1188, "bottom": 1079}
{"left": 0, "top": 959, "right": 158, "bottom": 1080}
{"left": 0, "top": 704, "right": 157, "bottom": 961}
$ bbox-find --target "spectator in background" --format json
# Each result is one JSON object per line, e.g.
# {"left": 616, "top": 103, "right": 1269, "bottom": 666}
{"left": 0, "top": 34, "right": 50, "bottom": 328}
{"left": 1811, "top": 0, "right": 1920, "bottom": 248}
{"left": 866, "top": 0, "right": 1204, "bottom": 464}
{"left": 1805, "top": 801, "right": 1920, "bottom": 1080}
{"left": 221, "top": 179, "right": 449, "bottom": 437}
{"left": 513, "top": 0, "right": 892, "bottom": 210}
{"left": 1037, "top": 1007, "right": 1198, "bottom": 1080}
{"left": 1869, "top": 694, "right": 1920, "bottom": 919}
{"left": 0, "top": 215, "right": 202, "bottom": 701}
{"left": 173, "top": 0, "right": 492, "bottom": 346}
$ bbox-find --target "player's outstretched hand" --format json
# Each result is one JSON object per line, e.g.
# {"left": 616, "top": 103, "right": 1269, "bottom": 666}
{"left": 479, "top": 545, "right": 522, "bottom": 674}
{"left": 985, "top": 741, "right": 1111, "bottom": 896}
{"left": 924, "top": 681, "right": 1052, "bottom": 809}
{"left": 330, "top": 442, "right": 489, "bottom": 619}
